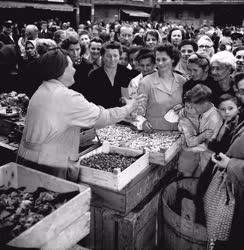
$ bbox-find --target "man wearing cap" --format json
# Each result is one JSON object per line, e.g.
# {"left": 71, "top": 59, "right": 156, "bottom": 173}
{"left": 231, "top": 32, "right": 243, "bottom": 52}
{"left": 0, "top": 20, "right": 16, "bottom": 45}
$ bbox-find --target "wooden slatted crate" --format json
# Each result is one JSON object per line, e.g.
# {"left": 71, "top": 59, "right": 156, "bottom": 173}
{"left": 78, "top": 142, "right": 149, "bottom": 191}
{"left": 89, "top": 153, "right": 179, "bottom": 215}
{"left": 89, "top": 190, "right": 161, "bottom": 250}
{"left": 0, "top": 162, "right": 91, "bottom": 250}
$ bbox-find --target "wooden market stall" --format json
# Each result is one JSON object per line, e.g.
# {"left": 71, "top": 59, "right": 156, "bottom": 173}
{"left": 76, "top": 124, "right": 182, "bottom": 250}
{"left": 0, "top": 109, "right": 183, "bottom": 249}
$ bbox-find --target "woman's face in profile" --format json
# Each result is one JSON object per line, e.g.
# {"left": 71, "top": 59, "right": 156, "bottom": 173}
{"left": 59, "top": 56, "right": 76, "bottom": 87}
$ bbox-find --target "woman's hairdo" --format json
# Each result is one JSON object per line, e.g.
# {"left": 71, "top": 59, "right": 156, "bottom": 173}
{"left": 188, "top": 53, "right": 210, "bottom": 69}
{"left": 210, "top": 50, "right": 236, "bottom": 71}
{"left": 167, "top": 27, "right": 186, "bottom": 43}
{"left": 38, "top": 48, "right": 68, "bottom": 81}
{"left": 179, "top": 39, "right": 198, "bottom": 52}
{"left": 154, "top": 42, "right": 181, "bottom": 67}
{"left": 100, "top": 41, "right": 122, "bottom": 56}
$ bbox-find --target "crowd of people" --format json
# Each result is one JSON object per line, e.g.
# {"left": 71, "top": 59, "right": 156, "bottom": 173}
{"left": 1, "top": 17, "right": 244, "bottom": 249}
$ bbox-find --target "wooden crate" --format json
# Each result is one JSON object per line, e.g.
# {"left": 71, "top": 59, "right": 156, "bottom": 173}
{"left": 83, "top": 149, "right": 179, "bottom": 215}
{"left": 89, "top": 191, "right": 161, "bottom": 250}
{"left": 149, "top": 136, "right": 182, "bottom": 165}
{"left": 0, "top": 162, "right": 91, "bottom": 250}
{"left": 78, "top": 142, "right": 149, "bottom": 191}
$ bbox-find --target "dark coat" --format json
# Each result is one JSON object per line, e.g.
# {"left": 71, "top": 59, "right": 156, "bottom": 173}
{"left": 222, "top": 120, "right": 244, "bottom": 249}
{"left": 0, "top": 31, "right": 15, "bottom": 45}
{"left": 70, "top": 58, "right": 93, "bottom": 99}
{"left": 86, "top": 64, "right": 134, "bottom": 108}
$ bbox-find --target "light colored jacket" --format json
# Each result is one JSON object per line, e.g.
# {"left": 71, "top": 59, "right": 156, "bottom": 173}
{"left": 137, "top": 71, "right": 186, "bottom": 130}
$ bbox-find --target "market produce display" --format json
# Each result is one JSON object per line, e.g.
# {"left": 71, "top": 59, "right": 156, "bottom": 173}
{"left": 96, "top": 125, "right": 181, "bottom": 152}
{"left": 96, "top": 125, "right": 138, "bottom": 147}
{"left": 124, "top": 131, "right": 181, "bottom": 152}
{"left": 80, "top": 152, "right": 138, "bottom": 172}
{"left": 0, "top": 186, "right": 79, "bottom": 245}
{"left": 0, "top": 91, "right": 29, "bottom": 117}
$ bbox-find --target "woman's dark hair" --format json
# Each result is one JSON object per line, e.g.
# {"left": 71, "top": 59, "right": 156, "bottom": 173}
{"left": 178, "top": 39, "right": 198, "bottom": 52}
{"left": 187, "top": 53, "right": 210, "bottom": 70}
{"left": 100, "top": 41, "right": 122, "bottom": 56}
{"left": 154, "top": 42, "right": 181, "bottom": 67}
{"left": 37, "top": 48, "right": 68, "bottom": 81}
{"left": 90, "top": 37, "right": 104, "bottom": 46}
{"left": 233, "top": 46, "right": 244, "bottom": 56}
{"left": 61, "top": 35, "right": 79, "bottom": 50}
{"left": 61, "top": 35, "right": 86, "bottom": 56}
{"left": 184, "top": 84, "right": 212, "bottom": 104}
{"left": 167, "top": 28, "right": 186, "bottom": 43}
{"left": 218, "top": 93, "right": 240, "bottom": 107}
{"left": 132, "top": 34, "right": 145, "bottom": 46}
{"left": 53, "top": 30, "right": 66, "bottom": 45}
{"left": 136, "top": 48, "right": 155, "bottom": 64}
{"left": 144, "top": 30, "right": 160, "bottom": 43}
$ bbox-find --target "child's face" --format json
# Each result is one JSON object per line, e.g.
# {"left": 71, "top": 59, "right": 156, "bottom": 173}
{"left": 219, "top": 100, "right": 239, "bottom": 121}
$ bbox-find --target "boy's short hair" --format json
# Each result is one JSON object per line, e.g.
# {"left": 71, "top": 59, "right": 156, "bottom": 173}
{"left": 184, "top": 84, "right": 212, "bottom": 104}
{"left": 218, "top": 93, "right": 240, "bottom": 107}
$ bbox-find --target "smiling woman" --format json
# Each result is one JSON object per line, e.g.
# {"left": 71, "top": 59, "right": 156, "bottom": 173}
{"left": 137, "top": 43, "right": 186, "bottom": 131}
{"left": 87, "top": 41, "right": 135, "bottom": 108}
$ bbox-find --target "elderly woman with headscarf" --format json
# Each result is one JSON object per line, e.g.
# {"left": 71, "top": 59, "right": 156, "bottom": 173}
{"left": 210, "top": 50, "right": 237, "bottom": 105}
{"left": 17, "top": 48, "right": 144, "bottom": 182}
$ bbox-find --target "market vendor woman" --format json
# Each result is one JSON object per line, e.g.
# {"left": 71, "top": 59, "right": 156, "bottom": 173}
{"left": 17, "top": 48, "right": 144, "bottom": 182}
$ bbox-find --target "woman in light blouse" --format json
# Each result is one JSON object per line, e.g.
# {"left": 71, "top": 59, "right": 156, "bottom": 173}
{"left": 137, "top": 43, "right": 186, "bottom": 131}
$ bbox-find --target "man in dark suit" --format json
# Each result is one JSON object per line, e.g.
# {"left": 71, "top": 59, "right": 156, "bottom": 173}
{"left": 0, "top": 20, "right": 16, "bottom": 45}
{"left": 38, "top": 21, "right": 53, "bottom": 39}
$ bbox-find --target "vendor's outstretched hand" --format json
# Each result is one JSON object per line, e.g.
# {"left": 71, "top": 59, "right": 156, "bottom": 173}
{"left": 125, "top": 94, "right": 145, "bottom": 112}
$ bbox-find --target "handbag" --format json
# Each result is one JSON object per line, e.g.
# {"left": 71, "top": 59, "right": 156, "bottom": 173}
{"left": 203, "top": 168, "right": 235, "bottom": 250}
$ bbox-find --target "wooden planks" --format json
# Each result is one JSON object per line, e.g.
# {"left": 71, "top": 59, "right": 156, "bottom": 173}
{"left": 78, "top": 143, "right": 149, "bottom": 191}
{"left": 89, "top": 154, "right": 179, "bottom": 215}
{"left": 89, "top": 191, "right": 161, "bottom": 250}
{"left": 0, "top": 162, "right": 91, "bottom": 250}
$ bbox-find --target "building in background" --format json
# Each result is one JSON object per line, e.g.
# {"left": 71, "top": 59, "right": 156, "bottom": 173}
{"left": 0, "top": 0, "right": 244, "bottom": 28}
{"left": 0, "top": 0, "right": 92, "bottom": 28}
{"left": 158, "top": 0, "right": 244, "bottom": 27}
{"left": 93, "top": 0, "right": 156, "bottom": 23}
